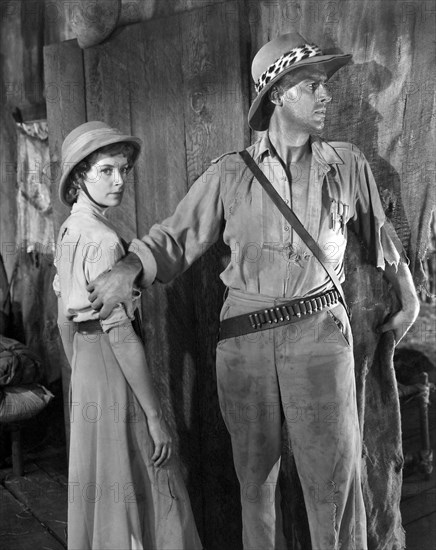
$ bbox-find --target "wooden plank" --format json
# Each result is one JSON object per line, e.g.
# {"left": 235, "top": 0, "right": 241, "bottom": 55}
{"left": 3, "top": 463, "right": 68, "bottom": 545}
{"left": 0, "top": 484, "right": 65, "bottom": 550}
{"left": 83, "top": 37, "right": 137, "bottom": 241}
{"left": 122, "top": 15, "right": 203, "bottom": 527}
{"left": 43, "top": 39, "right": 86, "bottom": 238}
{"left": 43, "top": 39, "right": 87, "bottom": 447}
{"left": 180, "top": 3, "right": 246, "bottom": 548}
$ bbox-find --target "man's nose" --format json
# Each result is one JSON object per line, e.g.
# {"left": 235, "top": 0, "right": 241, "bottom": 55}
{"left": 317, "top": 83, "right": 332, "bottom": 103}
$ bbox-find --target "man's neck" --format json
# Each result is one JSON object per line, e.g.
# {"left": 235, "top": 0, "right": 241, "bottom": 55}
{"left": 268, "top": 120, "right": 311, "bottom": 166}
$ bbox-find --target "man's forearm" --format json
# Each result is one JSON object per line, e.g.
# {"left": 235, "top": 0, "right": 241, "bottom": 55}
{"left": 128, "top": 239, "right": 158, "bottom": 288}
{"left": 384, "top": 260, "right": 419, "bottom": 317}
{"left": 123, "top": 251, "right": 144, "bottom": 284}
{"left": 380, "top": 259, "right": 420, "bottom": 343}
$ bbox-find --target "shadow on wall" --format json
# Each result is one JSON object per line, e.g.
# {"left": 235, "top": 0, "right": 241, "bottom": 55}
{"left": 326, "top": 60, "right": 411, "bottom": 258}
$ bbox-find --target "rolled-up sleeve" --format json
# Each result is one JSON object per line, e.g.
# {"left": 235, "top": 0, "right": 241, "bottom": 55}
{"left": 352, "top": 152, "right": 403, "bottom": 271}
{"left": 130, "top": 163, "right": 224, "bottom": 286}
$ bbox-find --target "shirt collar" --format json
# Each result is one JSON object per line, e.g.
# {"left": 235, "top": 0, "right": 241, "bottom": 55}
{"left": 254, "top": 133, "right": 344, "bottom": 172}
{"left": 72, "top": 191, "right": 109, "bottom": 217}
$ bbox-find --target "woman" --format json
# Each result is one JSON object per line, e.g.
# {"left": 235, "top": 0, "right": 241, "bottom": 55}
{"left": 53, "top": 121, "right": 202, "bottom": 550}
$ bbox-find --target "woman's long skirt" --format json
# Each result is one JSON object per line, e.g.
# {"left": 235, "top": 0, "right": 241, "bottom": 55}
{"left": 68, "top": 328, "right": 202, "bottom": 550}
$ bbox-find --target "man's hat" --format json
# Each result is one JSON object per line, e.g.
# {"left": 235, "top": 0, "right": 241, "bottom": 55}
{"left": 59, "top": 121, "right": 142, "bottom": 206}
{"left": 248, "top": 32, "right": 352, "bottom": 131}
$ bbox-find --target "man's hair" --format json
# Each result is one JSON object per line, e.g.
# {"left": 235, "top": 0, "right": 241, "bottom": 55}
{"left": 65, "top": 142, "right": 136, "bottom": 204}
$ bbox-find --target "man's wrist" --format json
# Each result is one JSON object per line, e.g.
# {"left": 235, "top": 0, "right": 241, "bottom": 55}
{"left": 128, "top": 239, "right": 157, "bottom": 288}
{"left": 124, "top": 251, "right": 143, "bottom": 281}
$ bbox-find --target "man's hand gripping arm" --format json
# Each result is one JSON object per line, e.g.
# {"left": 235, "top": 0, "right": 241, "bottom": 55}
{"left": 86, "top": 252, "right": 143, "bottom": 319}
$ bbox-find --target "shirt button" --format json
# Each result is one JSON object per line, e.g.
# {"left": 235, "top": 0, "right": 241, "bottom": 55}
{"left": 284, "top": 226, "right": 289, "bottom": 231}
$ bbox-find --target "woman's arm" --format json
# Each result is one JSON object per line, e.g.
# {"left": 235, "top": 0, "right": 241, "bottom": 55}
{"left": 107, "top": 323, "right": 172, "bottom": 467}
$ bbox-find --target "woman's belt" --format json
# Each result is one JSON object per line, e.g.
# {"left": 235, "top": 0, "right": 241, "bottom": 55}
{"left": 75, "top": 320, "right": 103, "bottom": 334}
{"left": 219, "top": 289, "right": 340, "bottom": 341}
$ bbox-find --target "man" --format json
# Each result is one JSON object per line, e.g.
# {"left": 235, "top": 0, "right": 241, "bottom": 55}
{"left": 87, "top": 33, "right": 419, "bottom": 549}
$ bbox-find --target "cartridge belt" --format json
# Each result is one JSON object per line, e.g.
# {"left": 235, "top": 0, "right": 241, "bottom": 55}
{"left": 219, "top": 289, "right": 340, "bottom": 341}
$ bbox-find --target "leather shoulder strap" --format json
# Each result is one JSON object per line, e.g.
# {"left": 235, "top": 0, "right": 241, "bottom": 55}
{"left": 239, "top": 149, "right": 350, "bottom": 317}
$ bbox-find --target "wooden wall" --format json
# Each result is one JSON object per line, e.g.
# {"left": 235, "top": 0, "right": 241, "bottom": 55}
{"left": 44, "top": 4, "right": 247, "bottom": 547}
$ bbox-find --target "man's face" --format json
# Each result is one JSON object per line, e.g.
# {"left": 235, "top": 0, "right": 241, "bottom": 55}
{"left": 276, "top": 66, "right": 332, "bottom": 134}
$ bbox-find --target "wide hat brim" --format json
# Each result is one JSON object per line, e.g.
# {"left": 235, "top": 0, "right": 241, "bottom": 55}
{"left": 59, "top": 121, "right": 142, "bottom": 206}
{"left": 248, "top": 53, "right": 351, "bottom": 131}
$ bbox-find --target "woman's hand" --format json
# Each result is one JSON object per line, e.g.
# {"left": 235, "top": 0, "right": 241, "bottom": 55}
{"left": 147, "top": 415, "right": 173, "bottom": 468}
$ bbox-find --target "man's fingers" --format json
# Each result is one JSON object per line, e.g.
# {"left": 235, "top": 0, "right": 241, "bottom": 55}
{"left": 89, "top": 296, "right": 103, "bottom": 311}
{"left": 86, "top": 282, "right": 95, "bottom": 293}
{"left": 87, "top": 289, "right": 99, "bottom": 303}
{"left": 154, "top": 445, "right": 170, "bottom": 468}
{"left": 124, "top": 301, "right": 135, "bottom": 320}
{"left": 151, "top": 443, "right": 163, "bottom": 462}
{"left": 99, "top": 302, "right": 116, "bottom": 320}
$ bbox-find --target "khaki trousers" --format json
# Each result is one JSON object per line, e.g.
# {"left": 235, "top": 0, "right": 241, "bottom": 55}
{"left": 216, "top": 289, "right": 367, "bottom": 550}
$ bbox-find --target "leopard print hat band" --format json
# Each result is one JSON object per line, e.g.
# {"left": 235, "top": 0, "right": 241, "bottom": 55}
{"left": 255, "top": 43, "right": 324, "bottom": 94}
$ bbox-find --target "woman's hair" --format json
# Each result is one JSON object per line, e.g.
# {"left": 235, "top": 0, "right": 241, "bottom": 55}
{"left": 65, "top": 142, "right": 137, "bottom": 204}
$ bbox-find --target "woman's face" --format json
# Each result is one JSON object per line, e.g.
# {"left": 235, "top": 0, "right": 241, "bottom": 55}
{"left": 83, "top": 152, "right": 130, "bottom": 207}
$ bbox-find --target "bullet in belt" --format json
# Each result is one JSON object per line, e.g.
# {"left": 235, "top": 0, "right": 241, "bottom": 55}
{"left": 292, "top": 303, "right": 301, "bottom": 317}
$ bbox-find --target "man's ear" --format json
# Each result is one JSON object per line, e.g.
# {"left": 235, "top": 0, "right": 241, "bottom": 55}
{"left": 269, "top": 86, "right": 283, "bottom": 107}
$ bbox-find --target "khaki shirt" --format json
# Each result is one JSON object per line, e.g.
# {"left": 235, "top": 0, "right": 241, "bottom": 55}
{"left": 53, "top": 194, "right": 142, "bottom": 330}
{"left": 131, "top": 134, "right": 401, "bottom": 299}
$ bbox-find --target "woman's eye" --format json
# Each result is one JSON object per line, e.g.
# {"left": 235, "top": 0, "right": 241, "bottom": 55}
{"left": 101, "top": 168, "right": 113, "bottom": 175}
{"left": 121, "top": 166, "right": 130, "bottom": 175}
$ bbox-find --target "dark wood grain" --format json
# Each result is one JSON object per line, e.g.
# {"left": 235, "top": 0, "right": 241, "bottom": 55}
{"left": 180, "top": 3, "right": 246, "bottom": 548}
{"left": 123, "top": 14, "right": 204, "bottom": 531}
{"left": 43, "top": 40, "right": 86, "bottom": 239}
{"left": 43, "top": 39, "right": 86, "bottom": 444}
{"left": 83, "top": 38, "right": 137, "bottom": 241}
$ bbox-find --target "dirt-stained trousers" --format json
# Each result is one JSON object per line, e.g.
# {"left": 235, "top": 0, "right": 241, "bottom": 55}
{"left": 216, "top": 289, "right": 368, "bottom": 550}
